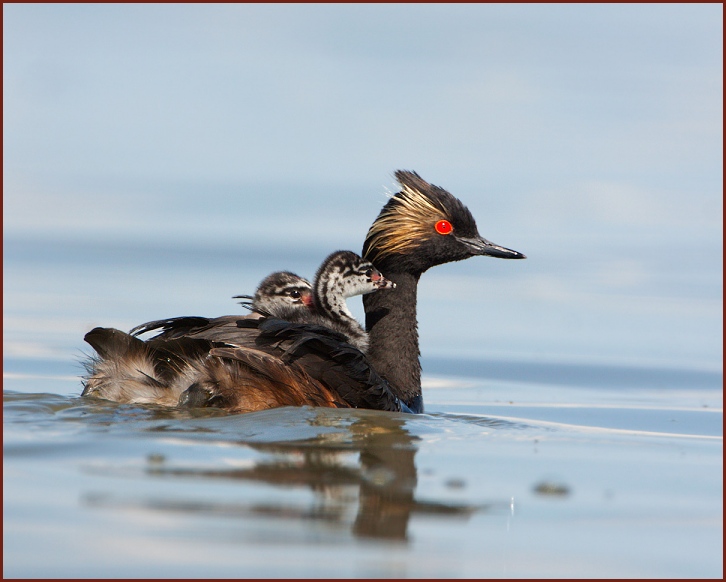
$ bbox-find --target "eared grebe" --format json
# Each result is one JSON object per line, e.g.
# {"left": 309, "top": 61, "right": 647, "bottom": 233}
{"left": 82, "top": 170, "right": 525, "bottom": 414}
{"left": 233, "top": 271, "right": 313, "bottom": 315}
{"left": 361, "top": 170, "right": 525, "bottom": 412}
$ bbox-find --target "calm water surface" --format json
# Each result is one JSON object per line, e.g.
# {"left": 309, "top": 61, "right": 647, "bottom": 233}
{"left": 3, "top": 238, "right": 723, "bottom": 578}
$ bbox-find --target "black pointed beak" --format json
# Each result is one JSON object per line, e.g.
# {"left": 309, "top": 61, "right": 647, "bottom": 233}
{"left": 456, "top": 235, "right": 526, "bottom": 259}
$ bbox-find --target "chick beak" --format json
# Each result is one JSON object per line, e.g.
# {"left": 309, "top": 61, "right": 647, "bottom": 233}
{"left": 456, "top": 235, "right": 526, "bottom": 259}
{"left": 370, "top": 271, "right": 397, "bottom": 289}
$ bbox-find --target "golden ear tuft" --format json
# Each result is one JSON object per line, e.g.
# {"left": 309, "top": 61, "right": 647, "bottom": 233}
{"left": 364, "top": 183, "right": 449, "bottom": 263}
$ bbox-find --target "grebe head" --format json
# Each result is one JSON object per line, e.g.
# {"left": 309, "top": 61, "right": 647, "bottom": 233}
{"left": 234, "top": 271, "right": 313, "bottom": 315}
{"left": 363, "top": 170, "right": 525, "bottom": 275}
{"left": 314, "top": 250, "right": 395, "bottom": 308}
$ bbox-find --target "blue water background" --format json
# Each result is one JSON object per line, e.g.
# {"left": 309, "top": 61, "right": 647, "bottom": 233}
{"left": 3, "top": 4, "right": 723, "bottom": 578}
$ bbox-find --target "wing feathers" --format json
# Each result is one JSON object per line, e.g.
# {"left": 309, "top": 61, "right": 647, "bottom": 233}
{"left": 83, "top": 313, "right": 405, "bottom": 414}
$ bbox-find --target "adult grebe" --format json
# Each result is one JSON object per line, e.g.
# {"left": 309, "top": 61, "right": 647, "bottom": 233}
{"left": 362, "top": 170, "right": 525, "bottom": 412}
{"left": 82, "top": 170, "right": 524, "bottom": 414}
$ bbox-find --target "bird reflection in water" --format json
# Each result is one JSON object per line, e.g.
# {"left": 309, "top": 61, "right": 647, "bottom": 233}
{"left": 84, "top": 407, "right": 490, "bottom": 542}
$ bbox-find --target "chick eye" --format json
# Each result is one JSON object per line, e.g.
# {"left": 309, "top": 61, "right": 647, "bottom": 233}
{"left": 365, "top": 269, "right": 373, "bottom": 278}
{"left": 289, "top": 290, "right": 301, "bottom": 298}
{"left": 435, "top": 220, "right": 453, "bottom": 235}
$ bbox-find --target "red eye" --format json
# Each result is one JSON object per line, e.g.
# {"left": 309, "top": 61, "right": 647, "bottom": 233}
{"left": 435, "top": 220, "right": 453, "bottom": 235}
